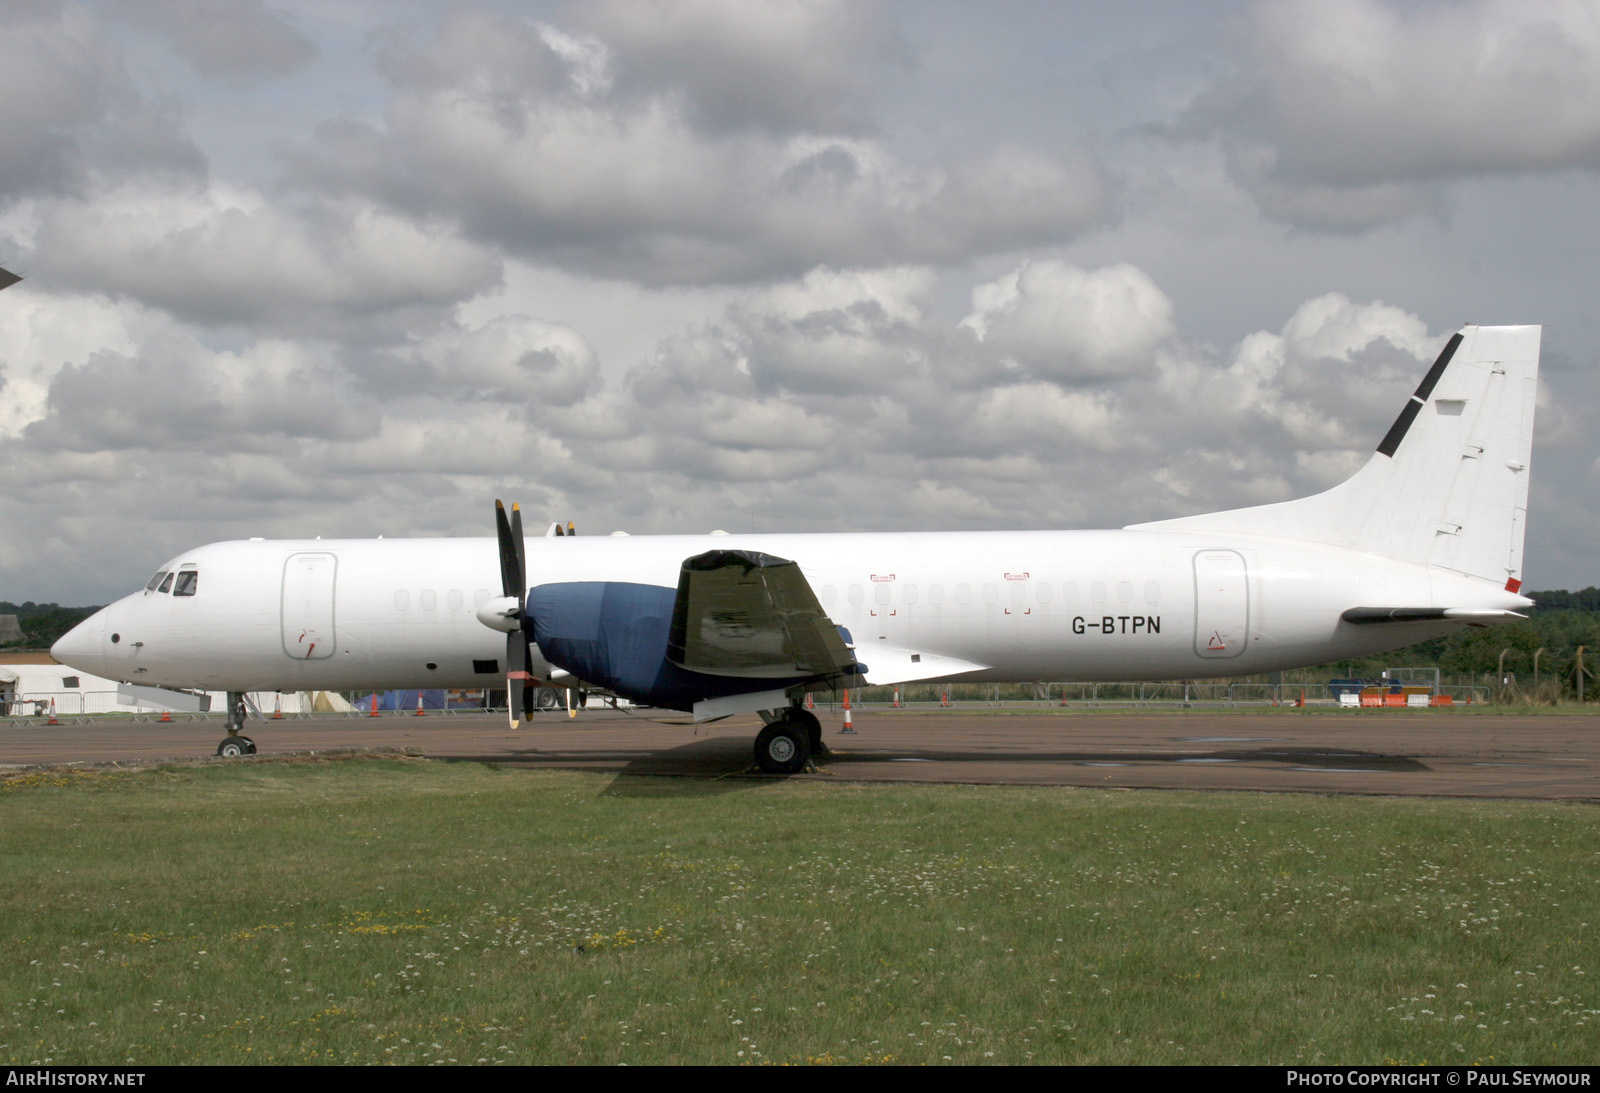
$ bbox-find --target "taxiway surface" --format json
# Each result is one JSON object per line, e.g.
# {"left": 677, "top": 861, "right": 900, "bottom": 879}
{"left": 3, "top": 707, "right": 1598, "bottom": 800}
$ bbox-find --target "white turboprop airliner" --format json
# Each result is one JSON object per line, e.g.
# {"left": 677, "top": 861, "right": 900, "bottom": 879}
{"left": 53, "top": 325, "right": 1540, "bottom": 772}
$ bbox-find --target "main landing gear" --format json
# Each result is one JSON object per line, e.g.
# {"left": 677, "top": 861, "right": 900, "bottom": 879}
{"left": 217, "top": 691, "right": 256, "bottom": 757}
{"left": 752, "top": 707, "right": 824, "bottom": 775}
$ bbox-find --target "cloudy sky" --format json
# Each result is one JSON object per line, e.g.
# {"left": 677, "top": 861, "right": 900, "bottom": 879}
{"left": 2, "top": 0, "right": 1597, "bottom": 604}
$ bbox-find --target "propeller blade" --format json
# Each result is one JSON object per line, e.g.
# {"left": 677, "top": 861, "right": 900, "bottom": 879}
{"left": 494, "top": 499, "right": 532, "bottom": 729}
{"left": 510, "top": 503, "right": 526, "bottom": 597}
{"left": 494, "top": 501, "right": 521, "bottom": 600}
{"left": 504, "top": 632, "right": 526, "bottom": 729}
{"left": 507, "top": 648, "right": 540, "bottom": 722}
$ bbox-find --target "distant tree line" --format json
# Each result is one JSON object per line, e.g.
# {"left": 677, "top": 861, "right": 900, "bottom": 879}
{"left": 1286, "top": 588, "right": 1600, "bottom": 700}
{"left": 0, "top": 603, "right": 102, "bottom": 651}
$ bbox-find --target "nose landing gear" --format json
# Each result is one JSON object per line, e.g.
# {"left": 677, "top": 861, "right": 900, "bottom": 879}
{"left": 217, "top": 691, "right": 256, "bottom": 757}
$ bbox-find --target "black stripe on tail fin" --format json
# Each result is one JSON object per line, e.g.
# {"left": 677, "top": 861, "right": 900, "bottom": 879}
{"left": 1376, "top": 332, "right": 1462, "bottom": 457}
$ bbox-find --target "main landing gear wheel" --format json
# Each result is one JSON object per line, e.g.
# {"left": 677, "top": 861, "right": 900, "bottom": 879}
{"left": 754, "top": 720, "right": 811, "bottom": 775}
{"left": 788, "top": 707, "right": 824, "bottom": 755}
{"left": 217, "top": 736, "right": 255, "bottom": 758}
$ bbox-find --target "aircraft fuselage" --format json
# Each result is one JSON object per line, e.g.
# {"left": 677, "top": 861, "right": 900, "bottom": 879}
{"left": 54, "top": 528, "right": 1520, "bottom": 698}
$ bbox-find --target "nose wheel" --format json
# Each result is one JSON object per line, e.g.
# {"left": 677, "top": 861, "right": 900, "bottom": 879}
{"left": 217, "top": 691, "right": 256, "bottom": 757}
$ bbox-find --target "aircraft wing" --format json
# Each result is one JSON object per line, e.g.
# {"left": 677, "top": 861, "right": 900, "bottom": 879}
{"left": 666, "top": 548, "right": 991, "bottom": 689}
{"left": 667, "top": 549, "right": 859, "bottom": 679}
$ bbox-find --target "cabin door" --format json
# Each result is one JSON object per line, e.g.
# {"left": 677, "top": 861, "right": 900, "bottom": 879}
{"left": 282, "top": 552, "right": 338, "bottom": 661}
{"left": 1193, "top": 550, "right": 1248, "bottom": 660}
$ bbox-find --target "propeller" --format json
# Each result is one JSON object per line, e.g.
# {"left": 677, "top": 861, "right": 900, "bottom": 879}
{"left": 479, "top": 500, "right": 534, "bottom": 728}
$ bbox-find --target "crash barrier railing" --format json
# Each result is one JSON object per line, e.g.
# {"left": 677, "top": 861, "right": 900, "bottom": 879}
{"left": 0, "top": 682, "right": 1516, "bottom": 725}
{"left": 845, "top": 681, "right": 1496, "bottom": 708}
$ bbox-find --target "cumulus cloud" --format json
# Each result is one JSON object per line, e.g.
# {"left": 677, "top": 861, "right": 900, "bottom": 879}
{"left": 0, "top": 0, "right": 203, "bottom": 204}
{"left": 601, "top": 264, "right": 1451, "bottom": 535}
{"left": 962, "top": 261, "right": 1175, "bottom": 383}
{"left": 121, "top": 0, "right": 316, "bottom": 79}
{"left": 1140, "top": 292, "right": 1448, "bottom": 511}
{"left": 25, "top": 182, "right": 501, "bottom": 331}
{"left": 576, "top": 0, "right": 906, "bottom": 134}
{"left": 0, "top": 251, "right": 1500, "bottom": 601}
{"left": 289, "top": 9, "right": 1108, "bottom": 284}
{"left": 23, "top": 332, "right": 373, "bottom": 455}
{"left": 411, "top": 316, "right": 601, "bottom": 405}
{"left": 0, "top": 286, "right": 140, "bottom": 438}
{"left": 1178, "top": 0, "right": 1600, "bottom": 229}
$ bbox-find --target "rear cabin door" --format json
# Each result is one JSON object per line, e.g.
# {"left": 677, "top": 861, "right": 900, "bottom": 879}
{"left": 1193, "top": 550, "right": 1248, "bottom": 660}
{"left": 282, "top": 552, "right": 338, "bottom": 660}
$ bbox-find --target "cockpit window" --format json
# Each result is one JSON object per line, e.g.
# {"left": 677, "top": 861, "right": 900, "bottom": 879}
{"left": 146, "top": 571, "right": 170, "bottom": 592}
{"left": 157, "top": 573, "right": 174, "bottom": 594}
{"left": 173, "top": 571, "right": 198, "bottom": 597}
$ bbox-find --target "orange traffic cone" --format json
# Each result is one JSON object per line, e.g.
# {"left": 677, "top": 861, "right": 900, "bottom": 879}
{"left": 841, "top": 688, "right": 855, "bottom": 734}
{"left": 47, "top": 698, "right": 58, "bottom": 725}
{"left": 159, "top": 708, "right": 171, "bottom": 723}
{"left": 369, "top": 693, "right": 380, "bottom": 718}
{"left": 415, "top": 691, "right": 427, "bottom": 717}
{"left": 271, "top": 694, "right": 284, "bottom": 720}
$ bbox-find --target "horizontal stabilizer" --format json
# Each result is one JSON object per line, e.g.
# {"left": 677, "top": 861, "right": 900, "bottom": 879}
{"left": 1342, "top": 606, "right": 1526, "bottom": 626}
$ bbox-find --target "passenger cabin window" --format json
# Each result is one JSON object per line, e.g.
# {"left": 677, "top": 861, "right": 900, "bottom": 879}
{"left": 157, "top": 573, "right": 174, "bottom": 594}
{"left": 173, "top": 571, "right": 198, "bottom": 597}
{"left": 146, "top": 571, "right": 169, "bottom": 592}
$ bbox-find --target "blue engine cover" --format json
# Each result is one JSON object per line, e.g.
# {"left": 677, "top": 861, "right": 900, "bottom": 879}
{"left": 528, "top": 582, "right": 814, "bottom": 711}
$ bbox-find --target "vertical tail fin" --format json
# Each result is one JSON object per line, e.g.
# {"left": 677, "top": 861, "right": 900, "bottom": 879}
{"left": 1129, "top": 324, "right": 1540, "bottom": 589}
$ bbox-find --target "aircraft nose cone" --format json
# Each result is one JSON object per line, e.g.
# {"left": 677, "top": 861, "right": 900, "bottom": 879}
{"left": 51, "top": 611, "right": 108, "bottom": 677}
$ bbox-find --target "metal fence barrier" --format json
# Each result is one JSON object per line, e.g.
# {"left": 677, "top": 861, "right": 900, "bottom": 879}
{"left": 0, "top": 681, "right": 1507, "bottom": 725}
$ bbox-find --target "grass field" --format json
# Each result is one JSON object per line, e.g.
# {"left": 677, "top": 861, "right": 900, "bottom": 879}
{"left": 1, "top": 758, "right": 1596, "bottom": 1065}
